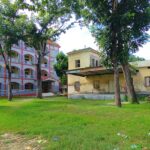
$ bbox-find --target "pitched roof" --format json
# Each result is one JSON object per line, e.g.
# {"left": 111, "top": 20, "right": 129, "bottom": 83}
{"left": 67, "top": 47, "right": 99, "bottom": 55}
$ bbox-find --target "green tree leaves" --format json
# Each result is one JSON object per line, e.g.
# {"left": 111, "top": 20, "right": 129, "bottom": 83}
{"left": 54, "top": 52, "right": 68, "bottom": 85}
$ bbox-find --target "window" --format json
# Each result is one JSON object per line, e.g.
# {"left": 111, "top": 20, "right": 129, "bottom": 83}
{"left": 75, "top": 60, "right": 80, "bottom": 68}
{"left": 145, "top": 77, "right": 150, "bottom": 87}
{"left": 11, "top": 82, "right": 19, "bottom": 90}
{"left": 11, "top": 67, "right": 17, "bottom": 74}
{"left": 93, "top": 81, "right": 100, "bottom": 89}
{"left": 91, "top": 59, "right": 95, "bottom": 67}
{"left": 25, "top": 69, "right": 32, "bottom": 75}
{"left": 74, "top": 81, "right": 80, "bottom": 91}
{"left": 25, "top": 70, "right": 29, "bottom": 75}
{"left": 25, "top": 55, "right": 30, "bottom": 61}
{"left": 96, "top": 60, "right": 98, "bottom": 67}
{"left": 25, "top": 83, "right": 34, "bottom": 90}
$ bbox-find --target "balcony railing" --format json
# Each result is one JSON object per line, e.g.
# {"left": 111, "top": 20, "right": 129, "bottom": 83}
{"left": 12, "top": 58, "right": 20, "bottom": 63}
{"left": 12, "top": 44, "right": 20, "bottom": 49}
{"left": 0, "top": 72, "right": 4, "bottom": 77}
{"left": 12, "top": 73, "right": 20, "bottom": 78}
{"left": 24, "top": 74, "right": 34, "bottom": 79}
{"left": 42, "top": 64, "right": 48, "bottom": 68}
{"left": 0, "top": 89, "right": 36, "bottom": 96}
{"left": 24, "top": 61, "right": 33, "bottom": 65}
{"left": 26, "top": 47, "right": 34, "bottom": 52}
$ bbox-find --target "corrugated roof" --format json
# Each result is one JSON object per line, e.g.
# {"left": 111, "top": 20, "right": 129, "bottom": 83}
{"left": 130, "top": 60, "right": 150, "bottom": 68}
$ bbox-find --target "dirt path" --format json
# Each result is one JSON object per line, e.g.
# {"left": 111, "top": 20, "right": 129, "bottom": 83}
{"left": 0, "top": 133, "right": 46, "bottom": 150}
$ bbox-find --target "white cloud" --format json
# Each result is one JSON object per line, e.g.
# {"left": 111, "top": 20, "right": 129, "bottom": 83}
{"left": 57, "top": 25, "right": 98, "bottom": 53}
{"left": 135, "top": 42, "right": 150, "bottom": 60}
{"left": 57, "top": 25, "right": 150, "bottom": 60}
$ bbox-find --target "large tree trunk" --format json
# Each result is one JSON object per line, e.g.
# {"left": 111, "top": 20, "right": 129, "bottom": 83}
{"left": 114, "top": 64, "right": 122, "bottom": 107}
{"left": 122, "top": 63, "right": 139, "bottom": 104}
{"left": 7, "top": 69, "right": 12, "bottom": 101}
{"left": 111, "top": 0, "right": 121, "bottom": 107}
{"left": 37, "top": 55, "right": 42, "bottom": 99}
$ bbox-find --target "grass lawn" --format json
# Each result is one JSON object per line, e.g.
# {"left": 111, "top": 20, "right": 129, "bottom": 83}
{"left": 0, "top": 97, "right": 150, "bottom": 150}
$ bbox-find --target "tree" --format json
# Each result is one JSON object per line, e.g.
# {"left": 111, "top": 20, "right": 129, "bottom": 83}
{"left": 79, "top": 0, "right": 122, "bottom": 106}
{"left": 54, "top": 52, "right": 68, "bottom": 85}
{"left": 79, "top": 0, "right": 150, "bottom": 106}
{"left": 114, "top": 0, "right": 150, "bottom": 104}
{"left": 24, "top": 0, "right": 78, "bottom": 98}
{"left": 129, "top": 55, "right": 145, "bottom": 62}
{"left": 0, "top": 0, "right": 28, "bottom": 101}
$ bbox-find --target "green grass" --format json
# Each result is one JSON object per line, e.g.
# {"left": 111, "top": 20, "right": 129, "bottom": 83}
{"left": 0, "top": 97, "right": 150, "bottom": 150}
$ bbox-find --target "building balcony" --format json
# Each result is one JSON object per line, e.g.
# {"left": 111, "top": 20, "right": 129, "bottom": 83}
{"left": 42, "top": 57, "right": 48, "bottom": 68}
{"left": 24, "top": 60, "right": 34, "bottom": 65}
{"left": 12, "top": 73, "right": 20, "bottom": 78}
{"left": 41, "top": 76, "right": 49, "bottom": 80}
{"left": 24, "top": 74, "right": 34, "bottom": 79}
{"left": 11, "top": 58, "right": 20, "bottom": 63}
{"left": 42, "top": 64, "right": 48, "bottom": 68}
{"left": 0, "top": 72, "right": 4, "bottom": 77}
{"left": 26, "top": 47, "right": 34, "bottom": 52}
{"left": 12, "top": 44, "right": 20, "bottom": 49}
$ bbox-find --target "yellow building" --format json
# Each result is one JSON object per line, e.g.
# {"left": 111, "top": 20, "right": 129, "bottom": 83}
{"left": 67, "top": 47, "right": 150, "bottom": 100}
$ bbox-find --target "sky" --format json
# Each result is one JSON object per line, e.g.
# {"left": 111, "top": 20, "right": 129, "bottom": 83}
{"left": 57, "top": 25, "right": 150, "bottom": 60}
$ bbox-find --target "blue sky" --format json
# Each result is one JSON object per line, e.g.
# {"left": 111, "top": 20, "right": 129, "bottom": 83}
{"left": 57, "top": 25, "right": 150, "bottom": 60}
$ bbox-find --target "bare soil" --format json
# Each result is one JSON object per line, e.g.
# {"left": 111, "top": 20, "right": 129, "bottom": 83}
{"left": 0, "top": 133, "right": 47, "bottom": 150}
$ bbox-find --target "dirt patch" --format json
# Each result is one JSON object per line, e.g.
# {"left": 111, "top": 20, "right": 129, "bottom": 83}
{"left": 0, "top": 133, "right": 47, "bottom": 150}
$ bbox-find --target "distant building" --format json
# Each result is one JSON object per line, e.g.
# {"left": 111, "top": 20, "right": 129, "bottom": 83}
{"left": 67, "top": 47, "right": 150, "bottom": 100}
{"left": 0, "top": 40, "right": 60, "bottom": 96}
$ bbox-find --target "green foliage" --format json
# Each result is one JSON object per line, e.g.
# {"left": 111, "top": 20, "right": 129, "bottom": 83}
{"left": 0, "top": 97, "right": 150, "bottom": 149}
{"left": 80, "top": 0, "right": 150, "bottom": 67}
{"left": 0, "top": 0, "right": 29, "bottom": 100}
{"left": 129, "top": 55, "right": 145, "bottom": 62}
{"left": 23, "top": 0, "right": 80, "bottom": 54}
{"left": 20, "top": 0, "right": 79, "bottom": 97}
{"left": 0, "top": 0, "right": 28, "bottom": 59}
{"left": 54, "top": 52, "right": 68, "bottom": 85}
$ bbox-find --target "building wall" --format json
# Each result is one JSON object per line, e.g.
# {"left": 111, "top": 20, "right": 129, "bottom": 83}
{"left": 133, "top": 68, "right": 150, "bottom": 93}
{"left": 68, "top": 68, "right": 150, "bottom": 96}
{"left": 68, "top": 50, "right": 100, "bottom": 70}
{"left": 0, "top": 40, "right": 60, "bottom": 96}
{"left": 68, "top": 51, "right": 91, "bottom": 70}
{"left": 67, "top": 49, "right": 150, "bottom": 97}
{"left": 68, "top": 73, "right": 126, "bottom": 96}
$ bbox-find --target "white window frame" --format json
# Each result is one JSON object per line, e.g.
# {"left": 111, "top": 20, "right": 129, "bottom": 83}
{"left": 144, "top": 76, "right": 150, "bottom": 87}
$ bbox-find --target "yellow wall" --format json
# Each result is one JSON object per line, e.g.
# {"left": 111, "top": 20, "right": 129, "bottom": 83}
{"left": 133, "top": 68, "right": 150, "bottom": 92}
{"left": 68, "top": 51, "right": 99, "bottom": 70}
{"left": 67, "top": 50, "right": 150, "bottom": 95}
{"left": 68, "top": 73, "right": 126, "bottom": 95}
{"left": 68, "top": 68, "right": 150, "bottom": 95}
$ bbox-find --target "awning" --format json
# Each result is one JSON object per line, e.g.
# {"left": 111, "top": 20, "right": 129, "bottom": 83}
{"left": 67, "top": 67, "right": 122, "bottom": 77}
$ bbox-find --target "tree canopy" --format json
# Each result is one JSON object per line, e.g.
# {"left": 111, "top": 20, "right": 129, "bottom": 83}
{"left": 79, "top": 0, "right": 150, "bottom": 106}
{"left": 0, "top": 0, "right": 28, "bottom": 100}
{"left": 54, "top": 52, "right": 68, "bottom": 85}
{"left": 21, "top": 0, "right": 79, "bottom": 98}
